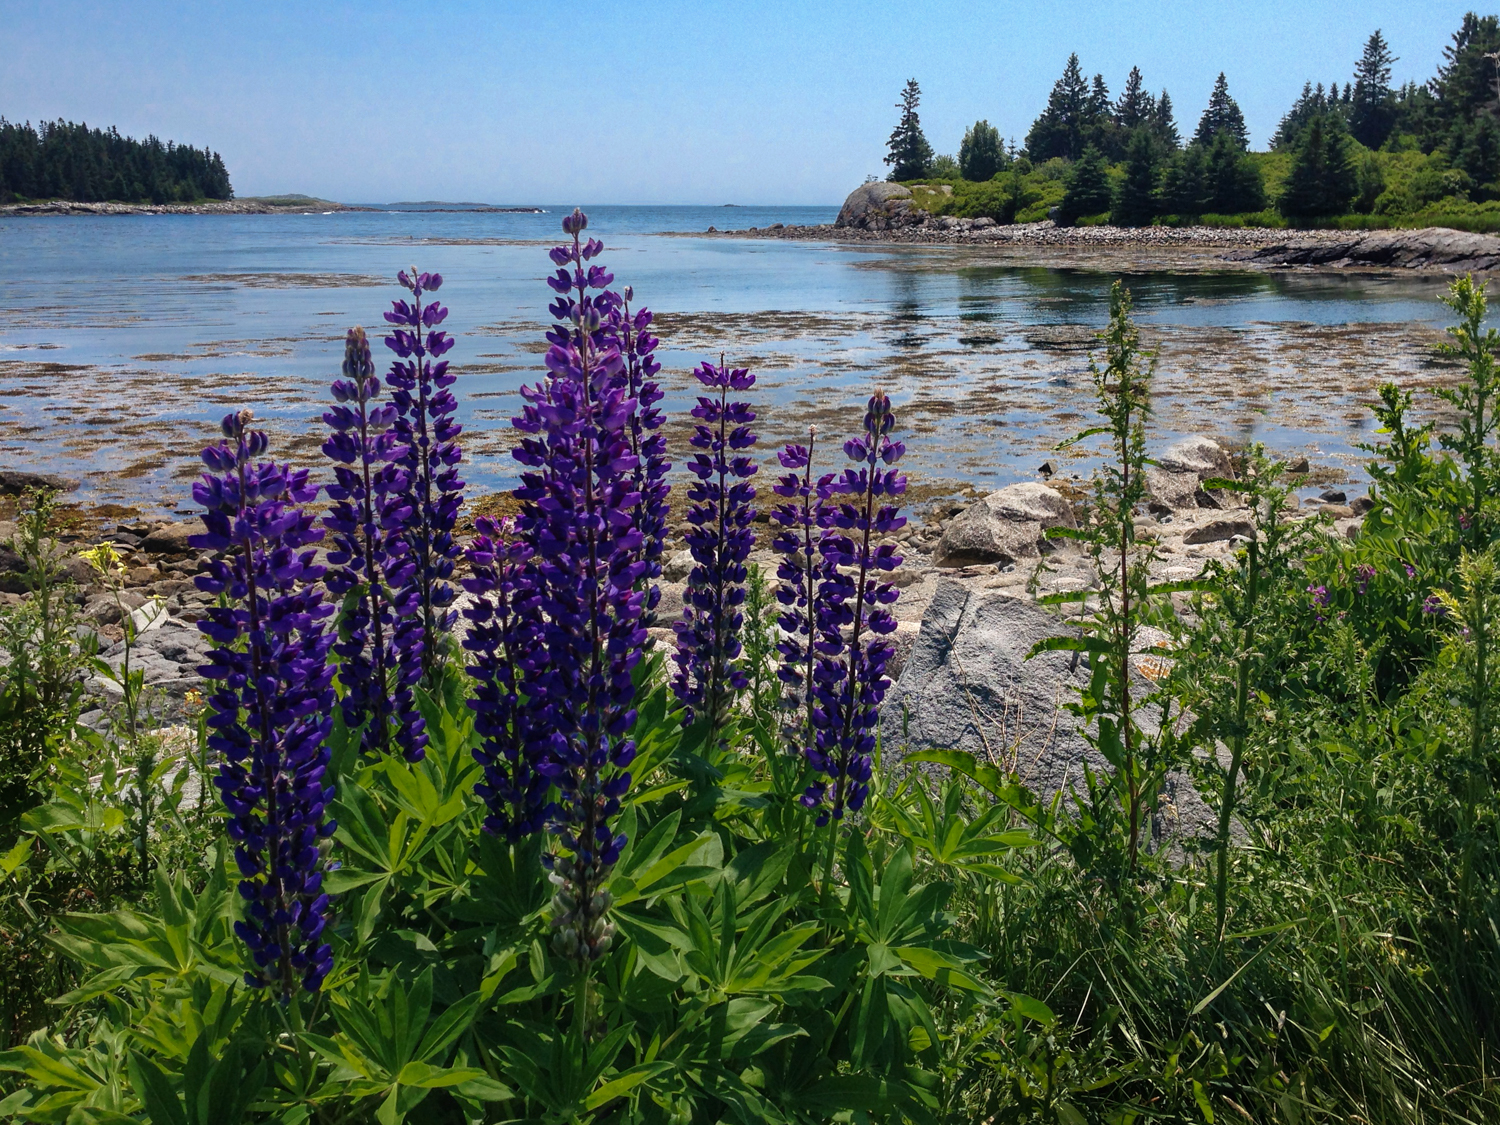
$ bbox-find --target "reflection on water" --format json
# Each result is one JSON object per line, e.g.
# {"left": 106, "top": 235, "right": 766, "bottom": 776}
{"left": 0, "top": 208, "right": 1468, "bottom": 514}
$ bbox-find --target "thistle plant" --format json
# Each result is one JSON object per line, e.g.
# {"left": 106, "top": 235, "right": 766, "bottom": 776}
{"left": 384, "top": 269, "right": 464, "bottom": 685}
{"left": 512, "top": 209, "right": 646, "bottom": 964}
{"left": 671, "top": 358, "right": 759, "bottom": 734}
{"left": 462, "top": 517, "right": 551, "bottom": 841}
{"left": 322, "top": 326, "right": 426, "bottom": 761}
{"left": 771, "top": 428, "right": 834, "bottom": 761}
{"left": 606, "top": 286, "right": 672, "bottom": 627}
{"left": 191, "top": 409, "right": 338, "bottom": 996}
{"left": 803, "top": 391, "right": 906, "bottom": 826}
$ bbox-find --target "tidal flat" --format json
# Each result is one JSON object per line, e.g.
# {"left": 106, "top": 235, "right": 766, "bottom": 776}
{"left": 0, "top": 208, "right": 1466, "bottom": 518}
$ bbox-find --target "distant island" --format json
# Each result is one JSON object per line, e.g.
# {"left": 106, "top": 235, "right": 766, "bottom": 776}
{"left": 0, "top": 117, "right": 231, "bottom": 204}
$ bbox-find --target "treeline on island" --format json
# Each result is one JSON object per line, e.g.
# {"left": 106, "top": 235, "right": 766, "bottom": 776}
{"left": 883, "top": 12, "right": 1500, "bottom": 231}
{"left": 0, "top": 118, "right": 232, "bottom": 205}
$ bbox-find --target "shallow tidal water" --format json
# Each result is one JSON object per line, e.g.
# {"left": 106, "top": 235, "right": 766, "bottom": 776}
{"left": 0, "top": 205, "right": 1466, "bottom": 516}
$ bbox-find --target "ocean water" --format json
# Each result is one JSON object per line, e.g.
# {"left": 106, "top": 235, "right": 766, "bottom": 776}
{"left": 0, "top": 205, "right": 1462, "bottom": 514}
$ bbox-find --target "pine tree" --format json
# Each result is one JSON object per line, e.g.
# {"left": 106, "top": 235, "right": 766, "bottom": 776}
{"left": 959, "top": 119, "right": 1004, "bottom": 182}
{"left": 1279, "top": 113, "right": 1356, "bottom": 220}
{"left": 1115, "top": 67, "right": 1155, "bottom": 130}
{"left": 1058, "top": 145, "right": 1113, "bottom": 224}
{"left": 1026, "top": 54, "right": 1091, "bottom": 161}
{"left": 1431, "top": 14, "right": 1500, "bottom": 130}
{"left": 1350, "top": 31, "right": 1398, "bottom": 150}
{"left": 885, "top": 79, "right": 934, "bottom": 181}
{"left": 1194, "top": 73, "right": 1250, "bottom": 150}
{"left": 1112, "top": 126, "right": 1160, "bottom": 226}
{"left": 1153, "top": 90, "right": 1181, "bottom": 150}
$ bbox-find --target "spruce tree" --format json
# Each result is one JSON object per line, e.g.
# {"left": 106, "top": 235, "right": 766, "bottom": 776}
{"left": 885, "top": 79, "right": 934, "bottom": 181}
{"left": 1112, "top": 126, "right": 1161, "bottom": 226}
{"left": 1431, "top": 14, "right": 1500, "bottom": 133}
{"left": 1115, "top": 67, "right": 1155, "bottom": 130}
{"left": 1279, "top": 113, "right": 1356, "bottom": 220}
{"left": 1026, "top": 54, "right": 1091, "bottom": 161}
{"left": 1194, "top": 73, "right": 1250, "bottom": 150}
{"left": 1160, "top": 144, "right": 1210, "bottom": 216}
{"left": 959, "top": 120, "right": 1004, "bottom": 182}
{"left": 1205, "top": 131, "right": 1266, "bottom": 213}
{"left": 1153, "top": 90, "right": 1181, "bottom": 150}
{"left": 1058, "top": 144, "right": 1113, "bottom": 224}
{"left": 1349, "top": 31, "right": 1398, "bottom": 151}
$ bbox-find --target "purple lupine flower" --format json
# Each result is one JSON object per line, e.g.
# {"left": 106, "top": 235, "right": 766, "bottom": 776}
{"left": 1423, "top": 593, "right": 1447, "bottom": 616}
{"left": 322, "top": 327, "right": 427, "bottom": 761}
{"left": 604, "top": 285, "right": 672, "bottom": 627}
{"left": 462, "top": 517, "right": 552, "bottom": 840}
{"left": 384, "top": 269, "right": 464, "bottom": 685}
{"left": 1353, "top": 564, "right": 1375, "bottom": 597}
{"left": 803, "top": 392, "right": 906, "bottom": 826}
{"left": 512, "top": 209, "right": 646, "bottom": 963}
{"left": 190, "top": 409, "right": 338, "bottom": 996}
{"left": 672, "top": 358, "right": 759, "bottom": 730}
{"left": 1307, "top": 583, "right": 1331, "bottom": 623}
{"left": 1405, "top": 563, "right": 1417, "bottom": 580}
{"left": 771, "top": 428, "right": 835, "bottom": 758}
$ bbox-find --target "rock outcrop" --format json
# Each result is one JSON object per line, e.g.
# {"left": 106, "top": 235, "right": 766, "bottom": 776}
{"left": 0, "top": 469, "right": 81, "bottom": 495}
{"left": 1146, "top": 436, "right": 1238, "bottom": 512}
{"left": 1225, "top": 227, "right": 1500, "bottom": 272}
{"left": 880, "top": 578, "right": 1220, "bottom": 841}
{"left": 931, "top": 482, "right": 1075, "bottom": 568}
{"left": 835, "top": 183, "right": 917, "bottom": 231}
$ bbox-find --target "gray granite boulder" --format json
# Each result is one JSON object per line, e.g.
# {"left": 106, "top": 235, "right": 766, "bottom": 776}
{"left": 932, "top": 482, "right": 1075, "bottom": 569}
{"left": 835, "top": 182, "right": 915, "bottom": 230}
{"left": 879, "top": 578, "right": 1219, "bottom": 843}
{"left": 1147, "top": 435, "right": 1238, "bottom": 512}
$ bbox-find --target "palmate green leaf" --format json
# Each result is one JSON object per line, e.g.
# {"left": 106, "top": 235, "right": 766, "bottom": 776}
{"left": 583, "top": 1062, "right": 672, "bottom": 1110}
{"left": 393, "top": 1061, "right": 487, "bottom": 1089}
{"left": 894, "top": 945, "right": 992, "bottom": 995}
{"left": 611, "top": 830, "right": 721, "bottom": 907}
{"left": 127, "top": 1052, "right": 187, "bottom": 1125}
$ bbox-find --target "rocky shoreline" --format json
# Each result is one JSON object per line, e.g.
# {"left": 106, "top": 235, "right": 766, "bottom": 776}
{"left": 0, "top": 199, "right": 363, "bottom": 217}
{"left": 702, "top": 181, "right": 1500, "bottom": 274}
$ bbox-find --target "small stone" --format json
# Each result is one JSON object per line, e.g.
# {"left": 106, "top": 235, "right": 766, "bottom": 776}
{"left": 1183, "top": 519, "right": 1254, "bottom": 544}
{"left": 1321, "top": 504, "right": 1355, "bottom": 519}
{"left": 1350, "top": 496, "right": 1375, "bottom": 515}
{"left": 1319, "top": 489, "right": 1347, "bottom": 503}
{"left": 1286, "top": 457, "right": 1310, "bottom": 473}
{"left": 663, "top": 549, "right": 695, "bottom": 583}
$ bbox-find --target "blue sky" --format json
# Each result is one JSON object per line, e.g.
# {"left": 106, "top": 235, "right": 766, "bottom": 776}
{"left": 0, "top": 1, "right": 1482, "bottom": 204}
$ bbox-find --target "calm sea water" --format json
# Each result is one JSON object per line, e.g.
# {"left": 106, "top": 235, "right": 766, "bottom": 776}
{"left": 0, "top": 205, "right": 1461, "bottom": 513}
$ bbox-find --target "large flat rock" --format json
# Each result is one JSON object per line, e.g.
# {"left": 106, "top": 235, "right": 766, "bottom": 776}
{"left": 1225, "top": 227, "right": 1500, "bottom": 272}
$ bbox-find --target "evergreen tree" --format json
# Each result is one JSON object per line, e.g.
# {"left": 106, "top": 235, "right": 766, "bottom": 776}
{"left": 1115, "top": 66, "right": 1155, "bottom": 130}
{"left": 1430, "top": 14, "right": 1500, "bottom": 131}
{"left": 1026, "top": 54, "right": 1091, "bottom": 161}
{"left": 1057, "top": 144, "right": 1113, "bottom": 224}
{"left": 1205, "top": 131, "right": 1266, "bottom": 213}
{"left": 1087, "top": 73, "right": 1119, "bottom": 155}
{"left": 1152, "top": 90, "right": 1181, "bottom": 150}
{"left": 1279, "top": 112, "right": 1357, "bottom": 219}
{"left": 1112, "top": 126, "right": 1161, "bottom": 226}
{"left": 1454, "top": 112, "right": 1500, "bottom": 188}
{"left": 885, "top": 79, "right": 934, "bottom": 181}
{"left": 1160, "top": 144, "right": 1210, "bottom": 216}
{"left": 959, "top": 119, "right": 1004, "bottom": 182}
{"left": 1274, "top": 82, "right": 1330, "bottom": 150}
{"left": 0, "top": 117, "right": 231, "bottom": 203}
{"left": 1194, "top": 73, "right": 1250, "bottom": 150}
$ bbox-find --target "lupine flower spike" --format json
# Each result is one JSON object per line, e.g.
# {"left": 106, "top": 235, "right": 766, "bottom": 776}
{"left": 191, "top": 409, "right": 338, "bottom": 996}
{"left": 385, "top": 269, "right": 465, "bottom": 685}
{"left": 606, "top": 285, "right": 672, "bottom": 627}
{"left": 462, "top": 517, "right": 552, "bottom": 839}
{"left": 771, "top": 427, "right": 834, "bottom": 758}
{"left": 512, "top": 209, "right": 647, "bottom": 963}
{"left": 322, "top": 327, "right": 427, "bottom": 761}
{"left": 804, "top": 391, "right": 906, "bottom": 825}
{"left": 672, "top": 357, "right": 759, "bottom": 731}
